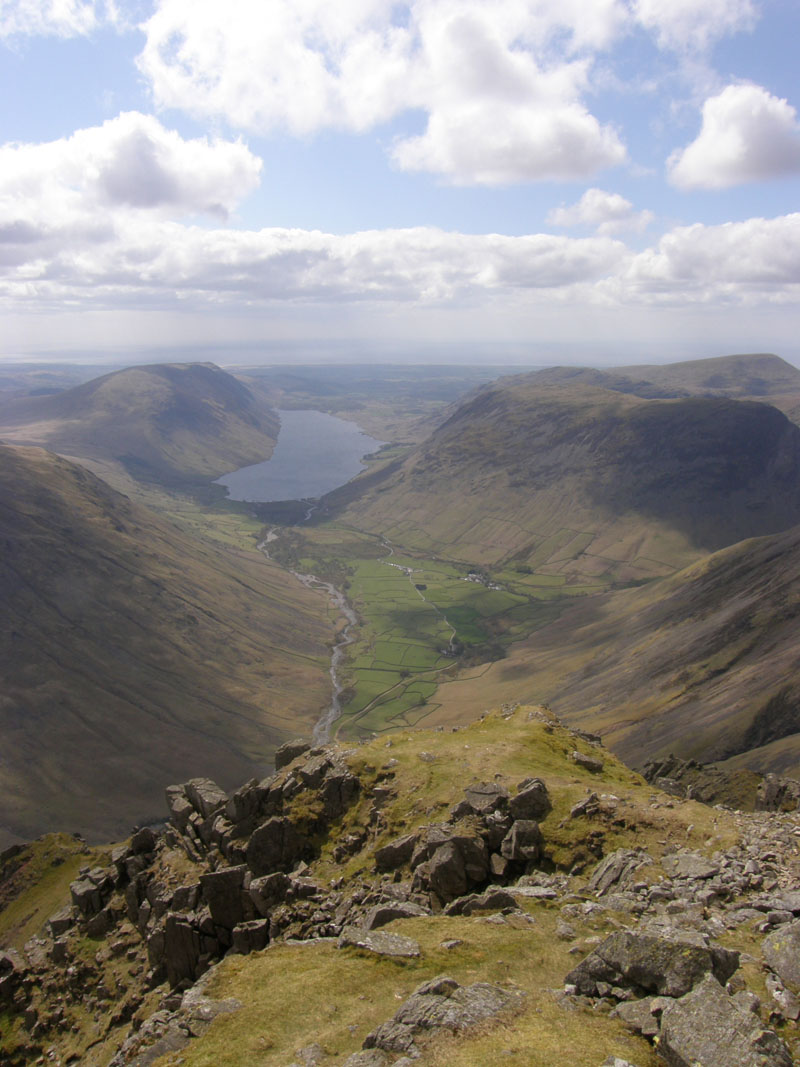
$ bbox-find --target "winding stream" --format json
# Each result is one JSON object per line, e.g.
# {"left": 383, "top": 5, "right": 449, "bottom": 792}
{"left": 258, "top": 530, "right": 357, "bottom": 744}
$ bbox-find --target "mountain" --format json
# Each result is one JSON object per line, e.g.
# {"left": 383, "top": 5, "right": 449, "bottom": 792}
{"left": 336, "top": 374, "right": 800, "bottom": 581}
{"left": 0, "top": 362, "right": 279, "bottom": 486}
{"left": 2, "top": 708, "right": 799, "bottom": 1067}
{"left": 0, "top": 444, "right": 332, "bottom": 844}
{"left": 530, "top": 351, "right": 800, "bottom": 400}
{"left": 427, "top": 523, "right": 800, "bottom": 778}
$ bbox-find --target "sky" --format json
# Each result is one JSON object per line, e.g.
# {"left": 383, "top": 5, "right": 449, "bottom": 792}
{"left": 1, "top": 0, "right": 799, "bottom": 366}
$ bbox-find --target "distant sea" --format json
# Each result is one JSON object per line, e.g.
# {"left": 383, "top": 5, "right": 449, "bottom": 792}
{"left": 215, "top": 409, "right": 385, "bottom": 502}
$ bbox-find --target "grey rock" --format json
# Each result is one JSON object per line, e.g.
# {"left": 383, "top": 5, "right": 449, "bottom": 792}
{"left": 342, "top": 1052, "right": 390, "bottom": 1067}
{"left": 130, "top": 826, "right": 158, "bottom": 854}
{"left": 274, "top": 738, "right": 311, "bottom": 770}
{"left": 509, "top": 778, "right": 551, "bottom": 821}
{"left": 614, "top": 997, "right": 661, "bottom": 1038}
{"left": 230, "top": 919, "right": 269, "bottom": 955}
{"left": 362, "top": 901, "right": 429, "bottom": 929}
{"left": 69, "top": 876, "right": 103, "bottom": 918}
{"left": 249, "top": 872, "right": 291, "bottom": 915}
{"left": 500, "top": 820, "right": 542, "bottom": 864}
{"left": 565, "top": 930, "right": 739, "bottom": 998}
{"left": 338, "top": 926, "right": 421, "bottom": 958}
{"left": 588, "top": 849, "right": 649, "bottom": 896}
{"left": 426, "top": 828, "right": 489, "bottom": 903}
{"left": 246, "top": 816, "right": 305, "bottom": 877}
{"left": 164, "top": 914, "right": 202, "bottom": 988}
{"left": 443, "top": 887, "right": 517, "bottom": 916}
{"left": 47, "top": 906, "right": 74, "bottom": 939}
{"left": 463, "top": 782, "right": 509, "bottom": 815}
{"left": 763, "top": 919, "right": 800, "bottom": 992}
{"left": 572, "top": 751, "right": 604, "bottom": 773}
{"left": 363, "top": 975, "right": 524, "bottom": 1056}
{"left": 199, "top": 865, "right": 247, "bottom": 929}
{"left": 374, "top": 833, "right": 419, "bottom": 872}
{"left": 165, "top": 786, "right": 194, "bottom": 830}
{"left": 184, "top": 778, "right": 228, "bottom": 820}
{"left": 662, "top": 851, "right": 720, "bottom": 880}
{"left": 659, "top": 975, "right": 792, "bottom": 1067}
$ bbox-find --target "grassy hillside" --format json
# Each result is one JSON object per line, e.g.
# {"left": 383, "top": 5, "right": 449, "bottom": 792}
{"left": 425, "top": 523, "right": 800, "bottom": 777}
{"left": 0, "top": 362, "right": 279, "bottom": 486}
{"left": 336, "top": 378, "right": 800, "bottom": 581}
{"left": 0, "top": 444, "right": 332, "bottom": 842}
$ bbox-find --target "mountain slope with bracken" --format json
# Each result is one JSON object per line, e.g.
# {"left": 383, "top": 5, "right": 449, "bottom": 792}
{"left": 0, "top": 444, "right": 331, "bottom": 845}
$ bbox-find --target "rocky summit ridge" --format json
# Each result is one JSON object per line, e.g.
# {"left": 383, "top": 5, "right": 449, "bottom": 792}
{"left": 3, "top": 708, "right": 800, "bottom": 1066}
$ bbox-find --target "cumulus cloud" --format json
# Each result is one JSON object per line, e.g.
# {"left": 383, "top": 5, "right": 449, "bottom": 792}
{"left": 669, "top": 84, "right": 800, "bottom": 189}
{"left": 0, "top": 112, "right": 262, "bottom": 229}
{"left": 626, "top": 214, "right": 800, "bottom": 299}
{"left": 137, "top": 0, "right": 628, "bottom": 185}
{"left": 547, "top": 188, "right": 653, "bottom": 234}
{"left": 632, "top": 0, "right": 756, "bottom": 52}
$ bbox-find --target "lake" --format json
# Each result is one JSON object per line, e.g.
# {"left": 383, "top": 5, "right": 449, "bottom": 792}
{"left": 215, "top": 409, "right": 386, "bottom": 502}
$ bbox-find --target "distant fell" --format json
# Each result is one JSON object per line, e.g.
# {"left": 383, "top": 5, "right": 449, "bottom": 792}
{"left": 0, "top": 362, "right": 279, "bottom": 486}
{"left": 0, "top": 444, "right": 331, "bottom": 842}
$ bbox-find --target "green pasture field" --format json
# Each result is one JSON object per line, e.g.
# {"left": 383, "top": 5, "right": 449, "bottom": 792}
{"left": 267, "top": 519, "right": 611, "bottom": 739}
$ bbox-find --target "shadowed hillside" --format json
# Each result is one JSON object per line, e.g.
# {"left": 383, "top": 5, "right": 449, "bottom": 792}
{"left": 336, "top": 377, "right": 800, "bottom": 581}
{"left": 0, "top": 444, "right": 331, "bottom": 843}
{"left": 0, "top": 362, "right": 279, "bottom": 486}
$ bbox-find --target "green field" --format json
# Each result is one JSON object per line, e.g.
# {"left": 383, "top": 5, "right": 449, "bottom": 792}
{"left": 269, "top": 521, "right": 606, "bottom": 738}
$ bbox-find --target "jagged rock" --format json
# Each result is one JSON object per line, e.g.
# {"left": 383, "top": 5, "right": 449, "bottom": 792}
{"left": 662, "top": 851, "right": 720, "bottom": 880}
{"left": 613, "top": 996, "right": 664, "bottom": 1037}
{"left": 588, "top": 849, "right": 650, "bottom": 896}
{"left": 763, "top": 919, "right": 800, "bottom": 992}
{"left": 164, "top": 915, "right": 202, "bottom": 987}
{"left": 131, "top": 826, "right": 158, "bottom": 854}
{"left": 297, "top": 752, "right": 333, "bottom": 789}
{"left": 320, "top": 767, "right": 361, "bottom": 820}
{"left": 462, "top": 782, "right": 509, "bottom": 815}
{"left": 246, "top": 817, "right": 306, "bottom": 877}
{"left": 565, "top": 930, "right": 739, "bottom": 998}
{"left": 509, "top": 778, "right": 551, "bottom": 821}
{"left": 165, "top": 785, "right": 194, "bottom": 830}
{"left": 275, "top": 739, "right": 311, "bottom": 770}
{"left": 362, "top": 901, "right": 429, "bottom": 929}
{"left": 199, "top": 866, "right": 248, "bottom": 929}
{"left": 375, "top": 833, "right": 419, "bottom": 872}
{"left": 659, "top": 975, "right": 792, "bottom": 1067}
{"left": 47, "top": 906, "right": 75, "bottom": 939}
{"left": 500, "top": 820, "right": 542, "bottom": 865}
{"left": 572, "top": 751, "right": 604, "bottom": 773}
{"left": 184, "top": 778, "right": 228, "bottom": 820}
{"left": 363, "top": 975, "right": 524, "bottom": 1055}
{"left": 69, "top": 876, "right": 104, "bottom": 918}
{"left": 443, "top": 887, "right": 517, "bottom": 916}
{"left": 230, "top": 920, "right": 269, "bottom": 955}
{"left": 249, "top": 872, "right": 291, "bottom": 915}
{"left": 338, "top": 927, "right": 421, "bottom": 958}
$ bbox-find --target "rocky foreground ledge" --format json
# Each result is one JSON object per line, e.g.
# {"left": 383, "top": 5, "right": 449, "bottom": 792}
{"left": 2, "top": 707, "right": 800, "bottom": 1066}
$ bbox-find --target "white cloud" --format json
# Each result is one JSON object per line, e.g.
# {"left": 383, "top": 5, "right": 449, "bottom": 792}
{"left": 0, "top": 0, "right": 103, "bottom": 37}
{"left": 633, "top": 0, "right": 756, "bottom": 52}
{"left": 0, "top": 112, "right": 262, "bottom": 231}
{"left": 669, "top": 84, "right": 800, "bottom": 189}
{"left": 547, "top": 188, "right": 653, "bottom": 234}
{"left": 625, "top": 214, "right": 800, "bottom": 300}
{"left": 137, "top": 0, "right": 628, "bottom": 185}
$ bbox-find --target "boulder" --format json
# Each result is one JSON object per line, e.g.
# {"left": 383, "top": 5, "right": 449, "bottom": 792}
{"left": 165, "top": 785, "right": 194, "bottom": 830}
{"left": 130, "top": 826, "right": 158, "bottom": 854}
{"left": 363, "top": 975, "right": 524, "bottom": 1056}
{"left": 443, "top": 888, "right": 517, "bottom": 916}
{"left": 374, "top": 833, "right": 418, "bottom": 872}
{"left": 508, "top": 778, "right": 551, "bottom": 821}
{"left": 763, "top": 920, "right": 800, "bottom": 992}
{"left": 572, "top": 751, "right": 604, "bottom": 773}
{"left": 164, "top": 914, "right": 202, "bottom": 987}
{"left": 69, "top": 877, "right": 103, "bottom": 918}
{"left": 662, "top": 851, "right": 720, "bottom": 880}
{"left": 462, "top": 782, "right": 509, "bottom": 816}
{"left": 230, "top": 920, "right": 269, "bottom": 955}
{"left": 274, "top": 739, "right": 310, "bottom": 770}
{"left": 246, "top": 817, "right": 306, "bottom": 877}
{"left": 588, "top": 849, "right": 650, "bottom": 896}
{"left": 659, "top": 975, "right": 792, "bottom": 1067}
{"left": 500, "top": 820, "right": 542, "bottom": 865}
{"left": 338, "top": 927, "right": 421, "bottom": 959}
{"left": 427, "top": 830, "right": 489, "bottom": 904}
{"left": 565, "top": 930, "right": 739, "bottom": 999}
{"left": 249, "top": 872, "right": 291, "bottom": 916}
{"left": 199, "top": 866, "right": 248, "bottom": 929}
{"left": 362, "top": 901, "right": 429, "bottom": 929}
